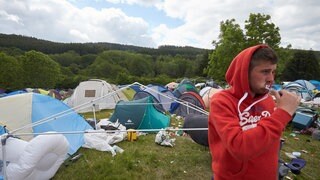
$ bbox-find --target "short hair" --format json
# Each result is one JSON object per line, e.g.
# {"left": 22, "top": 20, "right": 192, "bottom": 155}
{"left": 249, "top": 47, "right": 278, "bottom": 71}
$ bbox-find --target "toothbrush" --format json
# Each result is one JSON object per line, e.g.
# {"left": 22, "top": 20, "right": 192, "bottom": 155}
{"left": 266, "top": 85, "right": 282, "bottom": 96}
{"left": 265, "top": 85, "right": 271, "bottom": 91}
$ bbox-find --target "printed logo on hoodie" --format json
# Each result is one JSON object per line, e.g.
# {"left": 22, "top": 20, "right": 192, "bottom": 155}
{"left": 239, "top": 109, "right": 271, "bottom": 131}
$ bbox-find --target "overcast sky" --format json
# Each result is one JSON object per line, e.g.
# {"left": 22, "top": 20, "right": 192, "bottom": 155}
{"left": 1, "top": 0, "right": 319, "bottom": 50}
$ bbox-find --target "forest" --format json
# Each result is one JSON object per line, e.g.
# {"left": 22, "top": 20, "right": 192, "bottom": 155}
{"left": 0, "top": 13, "right": 319, "bottom": 91}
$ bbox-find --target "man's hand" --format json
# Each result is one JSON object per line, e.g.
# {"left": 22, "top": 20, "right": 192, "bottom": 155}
{"left": 270, "top": 90, "right": 301, "bottom": 116}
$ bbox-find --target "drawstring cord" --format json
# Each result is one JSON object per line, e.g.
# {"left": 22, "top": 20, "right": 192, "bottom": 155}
{"left": 237, "top": 93, "right": 269, "bottom": 119}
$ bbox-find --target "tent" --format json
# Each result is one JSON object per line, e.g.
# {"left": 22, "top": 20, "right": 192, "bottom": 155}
{"left": 118, "top": 84, "right": 142, "bottom": 93}
{"left": 0, "top": 88, "right": 6, "bottom": 97}
{"left": 295, "top": 79, "right": 316, "bottom": 91}
{"left": 30, "top": 88, "right": 50, "bottom": 95}
{"left": 109, "top": 96, "right": 170, "bottom": 131}
{"left": 310, "top": 80, "right": 320, "bottom": 90}
{"left": 183, "top": 114, "right": 208, "bottom": 147}
{"left": 205, "top": 79, "right": 222, "bottom": 89}
{"left": 272, "top": 84, "right": 282, "bottom": 91}
{"left": 172, "top": 79, "right": 198, "bottom": 98}
{"left": 0, "top": 93, "right": 93, "bottom": 155}
{"left": 133, "top": 91, "right": 166, "bottom": 113}
{"left": 48, "top": 89, "right": 63, "bottom": 100}
{"left": 66, "top": 79, "right": 124, "bottom": 113}
{"left": 283, "top": 80, "right": 315, "bottom": 101}
{"left": 170, "top": 92, "right": 206, "bottom": 117}
{"left": 165, "top": 82, "right": 178, "bottom": 91}
{"left": 199, "top": 86, "right": 212, "bottom": 97}
{"left": 2, "top": 89, "right": 27, "bottom": 97}
{"left": 200, "top": 87, "right": 223, "bottom": 109}
{"left": 133, "top": 84, "right": 176, "bottom": 112}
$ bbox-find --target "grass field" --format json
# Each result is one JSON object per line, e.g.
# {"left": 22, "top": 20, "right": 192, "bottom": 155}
{"left": 53, "top": 109, "right": 320, "bottom": 180}
{"left": 280, "top": 125, "right": 320, "bottom": 180}
{"left": 53, "top": 134, "right": 212, "bottom": 180}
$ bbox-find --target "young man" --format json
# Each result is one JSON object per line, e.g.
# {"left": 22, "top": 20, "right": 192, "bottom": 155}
{"left": 208, "top": 45, "right": 300, "bottom": 180}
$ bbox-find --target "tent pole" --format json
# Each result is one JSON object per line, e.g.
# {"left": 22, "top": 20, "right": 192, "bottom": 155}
{"left": 92, "top": 104, "right": 97, "bottom": 129}
{"left": 187, "top": 102, "right": 190, "bottom": 114}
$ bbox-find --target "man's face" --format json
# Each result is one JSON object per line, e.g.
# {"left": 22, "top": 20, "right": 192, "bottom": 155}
{"left": 249, "top": 61, "right": 277, "bottom": 96}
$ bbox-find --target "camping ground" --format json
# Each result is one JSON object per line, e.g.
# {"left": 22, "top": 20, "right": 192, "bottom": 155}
{"left": 52, "top": 109, "right": 320, "bottom": 180}
{"left": 53, "top": 87, "right": 320, "bottom": 179}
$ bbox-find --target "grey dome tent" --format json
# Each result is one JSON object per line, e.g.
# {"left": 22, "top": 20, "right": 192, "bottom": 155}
{"left": 133, "top": 91, "right": 165, "bottom": 113}
{"left": 133, "top": 84, "right": 176, "bottom": 112}
{"left": 283, "top": 80, "right": 316, "bottom": 101}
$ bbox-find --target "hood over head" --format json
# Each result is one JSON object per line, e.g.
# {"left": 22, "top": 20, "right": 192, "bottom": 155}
{"left": 225, "top": 44, "right": 269, "bottom": 98}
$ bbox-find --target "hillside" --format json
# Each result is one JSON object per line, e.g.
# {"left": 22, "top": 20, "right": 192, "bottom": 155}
{"left": 0, "top": 33, "right": 210, "bottom": 57}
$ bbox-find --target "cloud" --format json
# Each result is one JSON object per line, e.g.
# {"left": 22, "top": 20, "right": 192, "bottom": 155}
{"left": 105, "top": 0, "right": 162, "bottom": 7}
{"left": 0, "top": 0, "right": 156, "bottom": 47}
{"left": 272, "top": 1, "right": 320, "bottom": 50}
{"left": 151, "top": 0, "right": 320, "bottom": 50}
{"left": 0, "top": 10, "right": 23, "bottom": 25}
{"left": 0, "top": 0, "right": 320, "bottom": 50}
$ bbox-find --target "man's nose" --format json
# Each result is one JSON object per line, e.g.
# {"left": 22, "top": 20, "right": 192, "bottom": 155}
{"left": 267, "top": 72, "right": 275, "bottom": 81}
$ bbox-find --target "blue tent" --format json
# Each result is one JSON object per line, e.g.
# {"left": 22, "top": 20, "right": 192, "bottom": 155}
{"left": 133, "top": 84, "right": 176, "bottom": 112}
{"left": 272, "top": 84, "right": 282, "bottom": 91}
{"left": 0, "top": 93, "right": 92, "bottom": 155}
{"left": 4, "top": 90, "right": 27, "bottom": 96}
{"left": 294, "top": 79, "right": 316, "bottom": 91}
{"left": 310, "top": 80, "right": 320, "bottom": 90}
{"left": 283, "top": 80, "right": 315, "bottom": 101}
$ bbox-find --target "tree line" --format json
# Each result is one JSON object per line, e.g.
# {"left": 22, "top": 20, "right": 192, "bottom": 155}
{"left": 0, "top": 13, "right": 319, "bottom": 91}
{"left": 0, "top": 48, "right": 209, "bottom": 90}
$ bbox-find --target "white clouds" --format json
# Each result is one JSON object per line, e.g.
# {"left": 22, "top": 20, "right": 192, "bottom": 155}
{"left": 0, "top": 10, "right": 23, "bottom": 25}
{"left": 69, "top": 29, "right": 90, "bottom": 41}
{"left": 0, "top": 0, "right": 155, "bottom": 47}
{"left": 152, "top": 0, "right": 320, "bottom": 50}
{"left": 106, "top": 0, "right": 162, "bottom": 7}
{"left": 0, "top": 0, "right": 319, "bottom": 50}
{"left": 270, "top": 1, "right": 320, "bottom": 50}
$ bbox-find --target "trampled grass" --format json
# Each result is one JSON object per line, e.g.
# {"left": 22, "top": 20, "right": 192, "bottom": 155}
{"left": 53, "top": 134, "right": 212, "bottom": 180}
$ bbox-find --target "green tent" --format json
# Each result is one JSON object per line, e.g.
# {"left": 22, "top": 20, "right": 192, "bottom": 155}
{"left": 109, "top": 96, "right": 170, "bottom": 131}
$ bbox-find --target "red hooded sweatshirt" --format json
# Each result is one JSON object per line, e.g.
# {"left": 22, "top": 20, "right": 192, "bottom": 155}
{"left": 208, "top": 45, "right": 292, "bottom": 180}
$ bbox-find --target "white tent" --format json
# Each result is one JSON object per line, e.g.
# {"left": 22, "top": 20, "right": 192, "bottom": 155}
{"left": 66, "top": 79, "right": 125, "bottom": 113}
{"left": 201, "top": 87, "right": 223, "bottom": 109}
